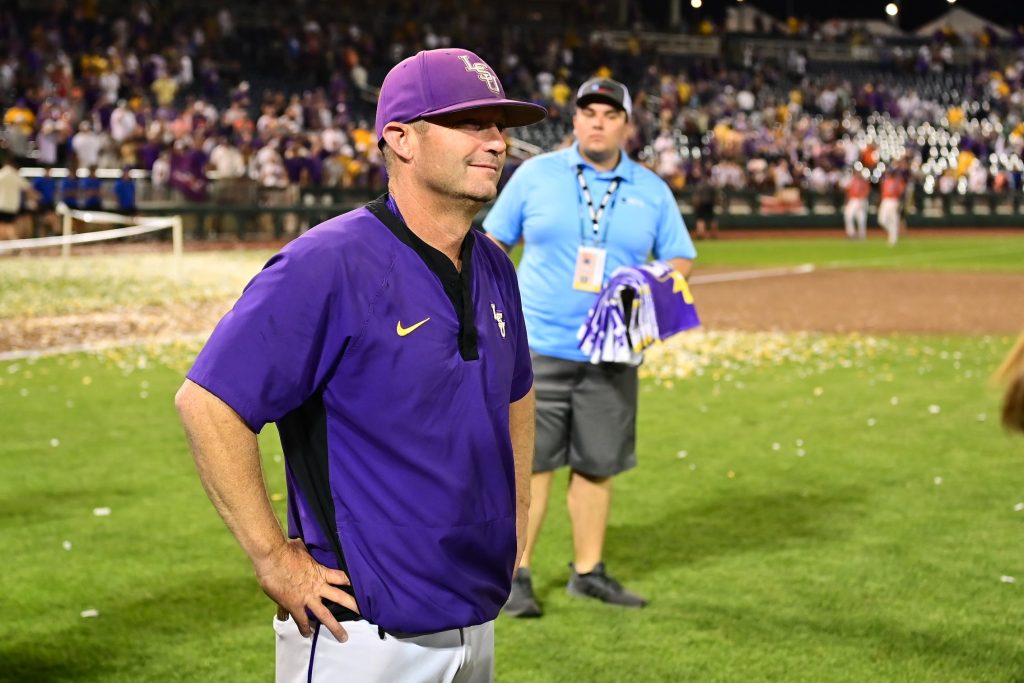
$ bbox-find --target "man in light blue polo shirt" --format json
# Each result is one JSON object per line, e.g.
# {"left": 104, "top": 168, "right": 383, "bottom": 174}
{"left": 484, "top": 77, "right": 696, "bottom": 617}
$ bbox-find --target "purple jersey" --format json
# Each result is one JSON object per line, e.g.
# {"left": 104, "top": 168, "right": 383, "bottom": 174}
{"left": 187, "top": 196, "right": 532, "bottom": 633}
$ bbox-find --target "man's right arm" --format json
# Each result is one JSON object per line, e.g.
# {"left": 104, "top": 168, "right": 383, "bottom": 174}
{"left": 174, "top": 379, "right": 358, "bottom": 641}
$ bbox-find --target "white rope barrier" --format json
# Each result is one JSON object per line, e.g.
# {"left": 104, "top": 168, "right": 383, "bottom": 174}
{"left": 0, "top": 220, "right": 175, "bottom": 251}
{"left": 0, "top": 204, "right": 184, "bottom": 280}
{"left": 56, "top": 205, "right": 162, "bottom": 224}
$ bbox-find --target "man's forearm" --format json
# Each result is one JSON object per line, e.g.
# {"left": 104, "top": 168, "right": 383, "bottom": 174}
{"left": 668, "top": 257, "right": 693, "bottom": 278}
{"left": 175, "top": 379, "right": 286, "bottom": 565}
{"left": 508, "top": 388, "right": 536, "bottom": 570}
{"left": 176, "top": 380, "right": 359, "bottom": 639}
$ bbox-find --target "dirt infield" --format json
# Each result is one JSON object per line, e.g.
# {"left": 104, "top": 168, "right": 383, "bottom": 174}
{"left": 2, "top": 236, "right": 1023, "bottom": 355}
{"left": 692, "top": 268, "right": 1024, "bottom": 335}
{"left": 0, "top": 302, "right": 228, "bottom": 355}
{"left": 2, "top": 267, "right": 1018, "bottom": 357}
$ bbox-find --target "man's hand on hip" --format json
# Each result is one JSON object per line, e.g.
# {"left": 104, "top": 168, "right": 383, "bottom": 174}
{"left": 255, "top": 537, "right": 359, "bottom": 642}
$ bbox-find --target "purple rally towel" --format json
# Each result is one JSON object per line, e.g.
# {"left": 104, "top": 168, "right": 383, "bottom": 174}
{"left": 577, "top": 260, "right": 700, "bottom": 365}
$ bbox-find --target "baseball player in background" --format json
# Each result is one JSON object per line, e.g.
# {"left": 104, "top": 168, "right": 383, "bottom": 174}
{"left": 877, "top": 169, "right": 906, "bottom": 246}
{"left": 843, "top": 171, "right": 870, "bottom": 240}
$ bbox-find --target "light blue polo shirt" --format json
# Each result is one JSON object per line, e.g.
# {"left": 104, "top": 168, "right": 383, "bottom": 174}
{"left": 484, "top": 144, "right": 696, "bottom": 362}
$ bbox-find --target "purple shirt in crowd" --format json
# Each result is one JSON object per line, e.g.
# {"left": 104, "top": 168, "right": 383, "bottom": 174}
{"left": 187, "top": 196, "right": 532, "bottom": 633}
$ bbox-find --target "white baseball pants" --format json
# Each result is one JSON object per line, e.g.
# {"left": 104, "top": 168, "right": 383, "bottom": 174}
{"left": 844, "top": 198, "right": 867, "bottom": 239}
{"left": 274, "top": 614, "right": 495, "bottom": 683}
{"left": 878, "top": 198, "right": 901, "bottom": 245}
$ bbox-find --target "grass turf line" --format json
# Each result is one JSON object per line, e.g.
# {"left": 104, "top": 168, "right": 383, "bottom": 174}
{"left": 689, "top": 236, "right": 1024, "bottom": 272}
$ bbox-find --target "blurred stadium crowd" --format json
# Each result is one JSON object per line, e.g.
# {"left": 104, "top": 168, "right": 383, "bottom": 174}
{"left": 2, "top": 0, "right": 1024, "bottom": 217}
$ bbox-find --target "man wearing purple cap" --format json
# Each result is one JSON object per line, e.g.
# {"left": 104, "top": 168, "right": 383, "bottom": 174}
{"left": 485, "top": 78, "right": 696, "bottom": 617}
{"left": 176, "top": 48, "right": 544, "bottom": 682}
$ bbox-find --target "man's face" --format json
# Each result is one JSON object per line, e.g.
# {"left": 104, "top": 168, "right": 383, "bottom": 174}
{"left": 573, "top": 102, "right": 629, "bottom": 160}
{"left": 413, "top": 106, "right": 508, "bottom": 204}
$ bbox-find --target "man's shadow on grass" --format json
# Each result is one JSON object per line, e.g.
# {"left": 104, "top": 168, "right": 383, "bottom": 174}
{"left": 0, "top": 486, "right": 123, "bottom": 527}
{"left": 573, "top": 486, "right": 867, "bottom": 585}
{"left": 684, "top": 602, "right": 1024, "bottom": 679}
{"left": 0, "top": 575, "right": 267, "bottom": 683}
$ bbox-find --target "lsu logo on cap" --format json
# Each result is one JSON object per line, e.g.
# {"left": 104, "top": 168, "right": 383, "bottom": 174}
{"left": 458, "top": 55, "right": 499, "bottom": 94}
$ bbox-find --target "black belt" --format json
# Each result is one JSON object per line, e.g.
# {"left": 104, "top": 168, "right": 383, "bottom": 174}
{"left": 324, "top": 605, "right": 466, "bottom": 642}
{"left": 324, "top": 596, "right": 361, "bottom": 622}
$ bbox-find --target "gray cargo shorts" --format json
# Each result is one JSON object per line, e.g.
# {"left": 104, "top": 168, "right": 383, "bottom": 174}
{"left": 530, "top": 352, "right": 638, "bottom": 478}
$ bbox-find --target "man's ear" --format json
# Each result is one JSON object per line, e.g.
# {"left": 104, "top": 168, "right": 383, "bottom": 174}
{"left": 381, "top": 122, "right": 416, "bottom": 162}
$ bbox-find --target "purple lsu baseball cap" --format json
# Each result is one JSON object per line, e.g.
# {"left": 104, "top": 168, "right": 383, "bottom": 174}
{"left": 375, "top": 49, "right": 547, "bottom": 143}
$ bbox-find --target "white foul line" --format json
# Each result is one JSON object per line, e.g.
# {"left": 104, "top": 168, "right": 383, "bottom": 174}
{"left": 690, "top": 263, "right": 816, "bottom": 285}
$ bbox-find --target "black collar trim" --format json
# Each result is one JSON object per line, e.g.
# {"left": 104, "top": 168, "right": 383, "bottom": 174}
{"left": 366, "top": 195, "right": 479, "bottom": 361}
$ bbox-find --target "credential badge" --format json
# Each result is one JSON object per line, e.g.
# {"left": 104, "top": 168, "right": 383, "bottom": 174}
{"left": 458, "top": 55, "right": 500, "bottom": 94}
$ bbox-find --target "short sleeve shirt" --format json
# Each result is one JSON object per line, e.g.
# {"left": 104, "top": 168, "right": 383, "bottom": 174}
{"left": 484, "top": 144, "right": 696, "bottom": 361}
{"left": 187, "top": 197, "right": 532, "bottom": 633}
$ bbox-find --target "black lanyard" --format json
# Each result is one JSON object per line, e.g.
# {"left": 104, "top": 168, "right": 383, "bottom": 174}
{"left": 576, "top": 166, "right": 620, "bottom": 245}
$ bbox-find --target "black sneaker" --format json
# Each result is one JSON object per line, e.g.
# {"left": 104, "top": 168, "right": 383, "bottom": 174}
{"left": 566, "top": 562, "right": 647, "bottom": 608}
{"left": 503, "top": 567, "right": 543, "bottom": 618}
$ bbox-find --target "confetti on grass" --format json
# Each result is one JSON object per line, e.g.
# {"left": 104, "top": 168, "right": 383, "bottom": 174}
{"left": 0, "top": 253, "right": 265, "bottom": 357}
{"left": 639, "top": 331, "right": 1009, "bottom": 385}
{"left": 641, "top": 330, "right": 896, "bottom": 380}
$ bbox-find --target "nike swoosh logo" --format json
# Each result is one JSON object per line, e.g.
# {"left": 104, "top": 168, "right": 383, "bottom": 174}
{"left": 396, "top": 317, "right": 430, "bottom": 336}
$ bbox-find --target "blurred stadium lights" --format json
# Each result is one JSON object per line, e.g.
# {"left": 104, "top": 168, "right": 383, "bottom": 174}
{"left": 691, "top": 0, "right": 702, "bottom": 7}
{"left": 885, "top": 3, "right": 899, "bottom": 17}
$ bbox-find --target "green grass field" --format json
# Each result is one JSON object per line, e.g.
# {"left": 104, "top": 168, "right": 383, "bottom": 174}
{"left": 686, "top": 235, "right": 1024, "bottom": 272}
{"left": 1, "top": 235, "right": 1022, "bottom": 682}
